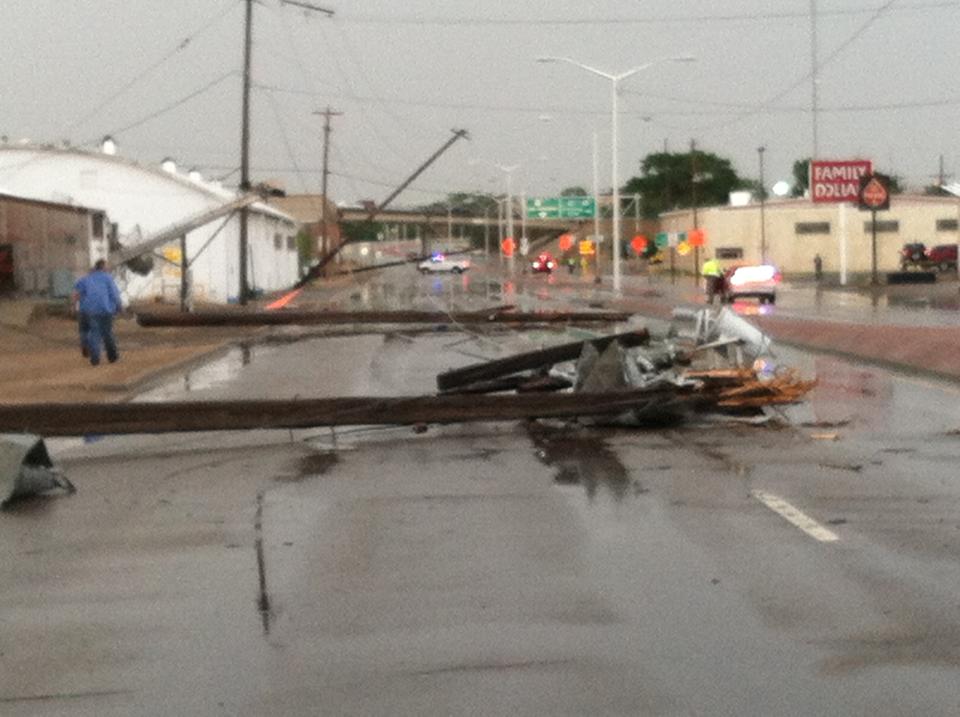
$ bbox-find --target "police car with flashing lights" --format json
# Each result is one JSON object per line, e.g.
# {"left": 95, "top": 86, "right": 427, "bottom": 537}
{"left": 417, "top": 253, "right": 471, "bottom": 274}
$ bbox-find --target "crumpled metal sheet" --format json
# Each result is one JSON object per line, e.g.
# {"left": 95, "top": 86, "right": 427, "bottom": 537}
{"left": 670, "top": 307, "right": 773, "bottom": 361}
{"left": 0, "top": 434, "right": 74, "bottom": 508}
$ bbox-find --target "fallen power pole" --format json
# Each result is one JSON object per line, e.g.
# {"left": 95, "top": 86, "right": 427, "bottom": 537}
{"left": 135, "top": 308, "right": 633, "bottom": 327}
{"left": 436, "top": 330, "right": 650, "bottom": 392}
{"left": 0, "top": 388, "right": 688, "bottom": 437}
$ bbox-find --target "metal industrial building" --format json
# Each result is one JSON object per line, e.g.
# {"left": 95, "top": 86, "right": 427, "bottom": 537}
{"left": 659, "top": 194, "right": 960, "bottom": 279}
{"left": 0, "top": 141, "right": 300, "bottom": 303}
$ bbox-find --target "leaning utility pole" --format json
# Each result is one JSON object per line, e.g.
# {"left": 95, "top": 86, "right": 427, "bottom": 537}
{"left": 314, "top": 106, "right": 342, "bottom": 257}
{"left": 288, "top": 128, "right": 470, "bottom": 289}
{"left": 366, "top": 129, "right": 469, "bottom": 222}
{"left": 238, "top": 0, "right": 334, "bottom": 304}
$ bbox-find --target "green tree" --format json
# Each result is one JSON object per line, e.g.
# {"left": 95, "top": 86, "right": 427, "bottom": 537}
{"left": 341, "top": 220, "right": 384, "bottom": 244}
{"left": 623, "top": 149, "right": 750, "bottom": 219}
{"left": 560, "top": 186, "right": 588, "bottom": 196}
{"left": 791, "top": 159, "right": 810, "bottom": 197}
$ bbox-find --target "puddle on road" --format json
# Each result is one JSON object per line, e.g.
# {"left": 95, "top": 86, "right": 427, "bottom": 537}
{"left": 136, "top": 344, "right": 265, "bottom": 402}
{"left": 274, "top": 451, "right": 340, "bottom": 483}
{"left": 528, "top": 424, "right": 645, "bottom": 503}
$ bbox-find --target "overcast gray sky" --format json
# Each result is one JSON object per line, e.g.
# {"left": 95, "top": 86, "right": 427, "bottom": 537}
{"left": 2, "top": 0, "right": 958, "bottom": 206}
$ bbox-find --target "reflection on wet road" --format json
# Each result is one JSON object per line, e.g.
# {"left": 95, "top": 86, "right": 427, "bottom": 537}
{"left": 529, "top": 424, "right": 639, "bottom": 503}
{"left": 7, "top": 264, "right": 960, "bottom": 714}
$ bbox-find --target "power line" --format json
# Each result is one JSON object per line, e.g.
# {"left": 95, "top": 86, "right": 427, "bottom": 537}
{"left": 88, "top": 71, "right": 237, "bottom": 143}
{"left": 334, "top": 1, "right": 956, "bottom": 26}
{"left": 189, "top": 162, "right": 454, "bottom": 195}
{"left": 681, "top": 0, "right": 902, "bottom": 133}
{"left": 253, "top": 80, "right": 960, "bottom": 118}
{"left": 262, "top": 87, "right": 312, "bottom": 193}
{"left": 316, "top": 20, "right": 413, "bottom": 168}
{"left": 62, "top": 0, "right": 240, "bottom": 137}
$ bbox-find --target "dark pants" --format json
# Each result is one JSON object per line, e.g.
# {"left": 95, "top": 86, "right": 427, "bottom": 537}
{"left": 704, "top": 275, "right": 722, "bottom": 304}
{"left": 83, "top": 312, "right": 119, "bottom": 365}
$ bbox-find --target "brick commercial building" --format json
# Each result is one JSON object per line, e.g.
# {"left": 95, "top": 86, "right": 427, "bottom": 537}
{"left": 0, "top": 192, "right": 108, "bottom": 297}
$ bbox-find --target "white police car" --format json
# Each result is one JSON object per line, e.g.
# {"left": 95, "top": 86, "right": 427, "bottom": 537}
{"left": 417, "top": 253, "right": 471, "bottom": 274}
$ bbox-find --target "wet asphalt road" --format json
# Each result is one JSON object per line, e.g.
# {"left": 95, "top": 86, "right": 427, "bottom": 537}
{"left": 3, "top": 264, "right": 960, "bottom": 715}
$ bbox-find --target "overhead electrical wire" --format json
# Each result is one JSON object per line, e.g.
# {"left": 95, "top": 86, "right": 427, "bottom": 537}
{"left": 253, "top": 80, "right": 960, "bottom": 118}
{"left": 190, "top": 161, "right": 453, "bottom": 196}
{"left": 261, "top": 87, "right": 312, "bottom": 193}
{"left": 315, "top": 20, "right": 415, "bottom": 168}
{"left": 333, "top": 1, "right": 956, "bottom": 26}
{"left": 680, "top": 0, "right": 902, "bottom": 132}
{"left": 89, "top": 71, "right": 237, "bottom": 143}
{"left": 62, "top": 0, "right": 240, "bottom": 137}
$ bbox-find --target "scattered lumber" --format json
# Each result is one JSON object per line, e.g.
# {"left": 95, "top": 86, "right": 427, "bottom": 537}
{"left": 135, "top": 308, "right": 633, "bottom": 328}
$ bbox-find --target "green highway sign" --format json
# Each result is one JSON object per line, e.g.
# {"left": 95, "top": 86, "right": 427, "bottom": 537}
{"left": 526, "top": 196, "right": 596, "bottom": 219}
{"left": 526, "top": 197, "right": 561, "bottom": 218}
{"left": 559, "top": 196, "right": 595, "bottom": 218}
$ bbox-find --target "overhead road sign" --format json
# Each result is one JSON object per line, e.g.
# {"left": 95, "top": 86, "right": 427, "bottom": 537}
{"left": 527, "top": 197, "right": 596, "bottom": 219}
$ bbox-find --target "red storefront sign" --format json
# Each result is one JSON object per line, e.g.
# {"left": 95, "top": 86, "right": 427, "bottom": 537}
{"left": 811, "top": 160, "right": 872, "bottom": 203}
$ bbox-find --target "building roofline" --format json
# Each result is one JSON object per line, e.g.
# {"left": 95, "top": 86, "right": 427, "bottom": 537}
{"left": 0, "top": 190, "right": 105, "bottom": 216}
{"left": 659, "top": 193, "right": 960, "bottom": 219}
{"left": 0, "top": 143, "right": 298, "bottom": 225}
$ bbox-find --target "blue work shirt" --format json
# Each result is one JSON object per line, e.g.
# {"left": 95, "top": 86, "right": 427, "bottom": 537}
{"left": 74, "top": 270, "right": 122, "bottom": 314}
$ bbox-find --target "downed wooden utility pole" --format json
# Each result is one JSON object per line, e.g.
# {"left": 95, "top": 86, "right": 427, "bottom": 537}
{"left": 436, "top": 330, "right": 650, "bottom": 392}
{"left": 0, "top": 388, "right": 686, "bottom": 437}
{"left": 136, "top": 309, "right": 633, "bottom": 327}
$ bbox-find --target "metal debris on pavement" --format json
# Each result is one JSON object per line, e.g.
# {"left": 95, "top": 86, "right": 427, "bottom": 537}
{"left": 437, "top": 306, "right": 815, "bottom": 426}
{"left": 0, "top": 434, "right": 75, "bottom": 509}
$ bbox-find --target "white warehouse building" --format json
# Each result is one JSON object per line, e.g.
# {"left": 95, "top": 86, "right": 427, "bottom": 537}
{"left": 0, "top": 141, "right": 300, "bottom": 304}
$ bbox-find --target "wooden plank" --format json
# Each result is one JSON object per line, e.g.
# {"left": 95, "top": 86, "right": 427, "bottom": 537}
{"left": 0, "top": 388, "right": 686, "bottom": 437}
{"left": 135, "top": 309, "right": 633, "bottom": 327}
{"left": 436, "top": 330, "right": 650, "bottom": 392}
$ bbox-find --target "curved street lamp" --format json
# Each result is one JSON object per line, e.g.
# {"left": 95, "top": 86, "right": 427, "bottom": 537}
{"left": 536, "top": 55, "right": 696, "bottom": 293}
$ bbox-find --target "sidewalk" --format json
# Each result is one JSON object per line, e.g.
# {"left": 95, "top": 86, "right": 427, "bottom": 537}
{"left": 0, "top": 302, "right": 260, "bottom": 403}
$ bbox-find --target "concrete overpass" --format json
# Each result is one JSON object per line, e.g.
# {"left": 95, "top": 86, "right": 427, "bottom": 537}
{"left": 338, "top": 207, "right": 581, "bottom": 232}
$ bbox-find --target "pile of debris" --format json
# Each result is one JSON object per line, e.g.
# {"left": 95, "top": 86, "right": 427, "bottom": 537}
{"left": 437, "top": 307, "right": 815, "bottom": 425}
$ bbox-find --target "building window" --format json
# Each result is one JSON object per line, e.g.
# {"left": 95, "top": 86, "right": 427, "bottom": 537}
{"left": 795, "top": 221, "right": 830, "bottom": 235}
{"left": 273, "top": 234, "right": 282, "bottom": 250}
{"left": 286, "top": 236, "right": 296, "bottom": 251}
{"left": 92, "top": 213, "right": 104, "bottom": 237}
{"left": 715, "top": 247, "right": 743, "bottom": 260}
{"left": 863, "top": 220, "right": 899, "bottom": 233}
{"left": 936, "top": 218, "right": 958, "bottom": 231}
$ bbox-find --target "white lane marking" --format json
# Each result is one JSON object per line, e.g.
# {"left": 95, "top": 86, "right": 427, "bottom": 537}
{"left": 751, "top": 490, "right": 839, "bottom": 543}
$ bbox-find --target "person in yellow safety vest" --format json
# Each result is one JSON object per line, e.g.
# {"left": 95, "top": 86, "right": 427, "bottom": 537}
{"left": 701, "top": 255, "right": 724, "bottom": 304}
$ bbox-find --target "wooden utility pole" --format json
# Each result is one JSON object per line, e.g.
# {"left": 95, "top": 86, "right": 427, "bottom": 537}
{"left": 314, "top": 106, "right": 342, "bottom": 257}
{"left": 238, "top": 0, "right": 334, "bottom": 304}
{"left": 239, "top": 0, "right": 253, "bottom": 305}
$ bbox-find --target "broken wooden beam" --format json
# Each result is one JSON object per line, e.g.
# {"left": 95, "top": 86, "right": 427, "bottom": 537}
{"left": 436, "top": 330, "right": 650, "bottom": 392}
{"left": 0, "top": 388, "right": 686, "bottom": 436}
{"left": 135, "top": 309, "right": 633, "bottom": 327}
{"left": 444, "top": 373, "right": 572, "bottom": 395}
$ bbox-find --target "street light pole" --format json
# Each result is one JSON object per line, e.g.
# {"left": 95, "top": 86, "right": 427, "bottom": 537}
{"left": 758, "top": 146, "right": 767, "bottom": 263}
{"left": 497, "top": 164, "right": 519, "bottom": 269}
{"left": 537, "top": 55, "right": 695, "bottom": 294}
{"left": 592, "top": 131, "right": 602, "bottom": 281}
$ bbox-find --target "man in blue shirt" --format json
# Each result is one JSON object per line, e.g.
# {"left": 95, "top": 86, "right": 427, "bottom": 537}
{"left": 73, "top": 259, "right": 122, "bottom": 366}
